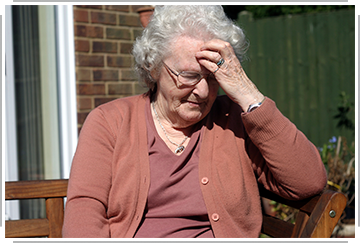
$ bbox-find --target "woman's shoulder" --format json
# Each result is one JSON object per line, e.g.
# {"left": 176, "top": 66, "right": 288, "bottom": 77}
{"left": 92, "top": 93, "right": 148, "bottom": 118}
{"left": 84, "top": 93, "right": 148, "bottom": 128}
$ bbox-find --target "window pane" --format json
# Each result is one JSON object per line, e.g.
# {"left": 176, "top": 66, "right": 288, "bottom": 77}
{"left": 11, "top": 5, "right": 62, "bottom": 220}
{"left": 12, "top": 5, "right": 45, "bottom": 219}
{"left": 12, "top": 5, "right": 44, "bottom": 182}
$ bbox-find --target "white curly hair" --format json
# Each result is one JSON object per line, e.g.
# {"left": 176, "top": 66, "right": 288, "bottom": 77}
{"left": 132, "top": 5, "right": 249, "bottom": 91}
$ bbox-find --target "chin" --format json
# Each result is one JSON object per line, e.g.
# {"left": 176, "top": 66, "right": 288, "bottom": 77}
{"left": 181, "top": 110, "right": 207, "bottom": 124}
{"left": 177, "top": 102, "right": 211, "bottom": 125}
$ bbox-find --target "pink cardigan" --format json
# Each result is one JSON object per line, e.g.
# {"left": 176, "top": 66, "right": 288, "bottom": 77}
{"left": 62, "top": 94, "right": 327, "bottom": 238}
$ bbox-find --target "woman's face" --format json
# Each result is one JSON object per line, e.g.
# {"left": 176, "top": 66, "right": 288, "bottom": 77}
{"left": 153, "top": 36, "right": 220, "bottom": 128}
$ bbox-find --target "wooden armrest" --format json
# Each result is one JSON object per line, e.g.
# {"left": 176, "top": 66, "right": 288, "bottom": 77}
{"left": 260, "top": 187, "right": 347, "bottom": 238}
{"left": 300, "top": 190, "right": 347, "bottom": 237}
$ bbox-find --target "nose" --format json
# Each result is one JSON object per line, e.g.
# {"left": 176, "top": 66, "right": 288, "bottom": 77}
{"left": 192, "top": 77, "right": 210, "bottom": 99}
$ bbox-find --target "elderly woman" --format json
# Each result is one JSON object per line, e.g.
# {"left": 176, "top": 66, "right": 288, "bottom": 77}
{"left": 63, "top": 5, "right": 327, "bottom": 238}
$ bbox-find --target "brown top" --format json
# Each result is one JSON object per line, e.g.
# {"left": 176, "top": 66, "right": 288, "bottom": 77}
{"left": 63, "top": 94, "right": 327, "bottom": 238}
{"left": 134, "top": 100, "right": 213, "bottom": 238}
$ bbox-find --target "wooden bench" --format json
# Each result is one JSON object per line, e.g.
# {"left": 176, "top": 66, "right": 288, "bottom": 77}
{"left": 5, "top": 179, "right": 68, "bottom": 238}
{"left": 5, "top": 179, "right": 347, "bottom": 238}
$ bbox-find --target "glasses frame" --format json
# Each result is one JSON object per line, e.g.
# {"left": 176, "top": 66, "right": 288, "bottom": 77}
{"left": 162, "top": 62, "right": 213, "bottom": 87}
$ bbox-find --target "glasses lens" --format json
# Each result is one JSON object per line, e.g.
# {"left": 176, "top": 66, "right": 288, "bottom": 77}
{"left": 179, "top": 72, "right": 202, "bottom": 85}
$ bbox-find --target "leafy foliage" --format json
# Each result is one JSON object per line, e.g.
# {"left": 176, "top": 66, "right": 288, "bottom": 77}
{"left": 333, "top": 91, "right": 355, "bottom": 133}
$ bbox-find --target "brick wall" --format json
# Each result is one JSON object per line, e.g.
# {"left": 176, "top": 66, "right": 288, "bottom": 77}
{"left": 73, "top": 5, "right": 151, "bottom": 130}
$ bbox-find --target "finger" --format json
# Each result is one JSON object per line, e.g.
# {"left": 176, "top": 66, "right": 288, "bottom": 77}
{"left": 197, "top": 57, "right": 225, "bottom": 74}
{"left": 199, "top": 40, "right": 227, "bottom": 55}
{"left": 195, "top": 50, "right": 227, "bottom": 75}
{"left": 195, "top": 50, "right": 222, "bottom": 64}
{"left": 200, "top": 40, "right": 234, "bottom": 59}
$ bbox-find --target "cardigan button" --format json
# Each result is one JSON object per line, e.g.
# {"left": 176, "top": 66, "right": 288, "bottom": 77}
{"left": 211, "top": 213, "right": 220, "bottom": 222}
{"left": 201, "top": 177, "right": 209, "bottom": 185}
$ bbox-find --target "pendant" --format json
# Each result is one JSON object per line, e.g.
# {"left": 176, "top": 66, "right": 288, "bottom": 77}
{"left": 174, "top": 145, "right": 185, "bottom": 154}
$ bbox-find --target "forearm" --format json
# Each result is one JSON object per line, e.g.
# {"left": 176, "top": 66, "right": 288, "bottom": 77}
{"left": 242, "top": 98, "right": 327, "bottom": 199}
{"left": 63, "top": 197, "right": 110, "bottom": 237}
{"left": 63, "top": 108, "right": 114, "bottom": 237}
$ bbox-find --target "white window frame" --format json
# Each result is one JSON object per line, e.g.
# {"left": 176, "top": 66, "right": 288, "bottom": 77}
{"left": 5, "top": 4, "right": 20, "bottom": 220}
{"left": 55, "top": 5, "right": 78, "bottom": 178}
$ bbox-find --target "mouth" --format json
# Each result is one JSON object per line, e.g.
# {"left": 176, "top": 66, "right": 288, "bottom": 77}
{"left": 184, "top": 100, "right": 206, "bottom": 108}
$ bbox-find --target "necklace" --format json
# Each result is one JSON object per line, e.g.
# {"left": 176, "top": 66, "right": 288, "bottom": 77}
{"left": 152, "top": 102, "right": 188, "bottom": 154}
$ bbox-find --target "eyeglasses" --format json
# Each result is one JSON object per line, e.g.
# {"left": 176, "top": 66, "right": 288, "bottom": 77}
{"left": 162, "top": 62, "right": 215, "bottom": 87}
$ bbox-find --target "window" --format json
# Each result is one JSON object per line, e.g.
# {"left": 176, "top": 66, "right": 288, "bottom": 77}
{"left": 5, "top": 5, "right": 77, "bottom": 220}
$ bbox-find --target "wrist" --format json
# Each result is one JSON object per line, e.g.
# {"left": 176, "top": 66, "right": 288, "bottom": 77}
{"left": 247, "top": 97, "right": 266, "bottom": 112}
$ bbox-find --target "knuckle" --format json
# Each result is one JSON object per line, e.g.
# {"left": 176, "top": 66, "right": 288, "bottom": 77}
{"left": 224, "top": 42, "right": 231, "bottom": 48}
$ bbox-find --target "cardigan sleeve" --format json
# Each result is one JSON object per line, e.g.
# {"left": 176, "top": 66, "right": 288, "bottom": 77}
{"left": 62, "top": 107, "right": 116, "bottom": 237}
{"left": 241, "top": 98, "right": 327, "bottom": 200}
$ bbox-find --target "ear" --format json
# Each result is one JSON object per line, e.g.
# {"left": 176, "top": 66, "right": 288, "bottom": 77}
{"left": 148, "top": 68, "right": 158, "bottom": 92}
{"left": 150, "top": 69, "right": 157, "bottom": 80}
{"left": 149, "top": 64, "right": 162, "bottom": 81}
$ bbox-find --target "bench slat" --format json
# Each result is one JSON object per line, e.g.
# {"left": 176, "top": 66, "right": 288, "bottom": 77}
{"left": 262, "top": 214, "right": 294, "bottom": 238}
{"left": 5, "top": 218, "right": 50, "bottom": 238}
{"left": 6, "top": 179, "right": 68, "bottom": 200}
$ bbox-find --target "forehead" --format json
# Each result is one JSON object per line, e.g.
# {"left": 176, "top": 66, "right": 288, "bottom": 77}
{"left": 167, "top": 36, "right": 205, "bottom": 67}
